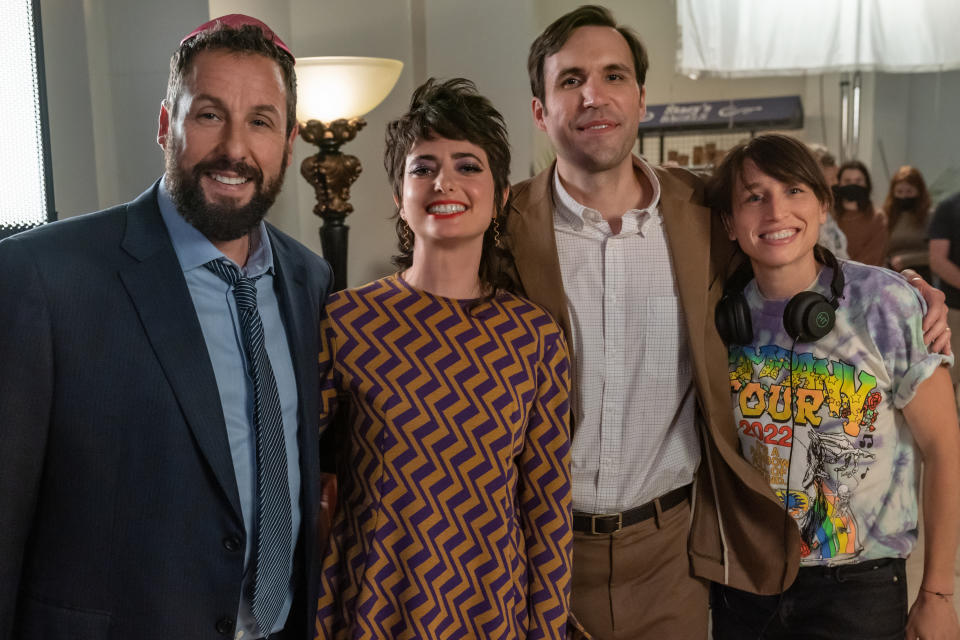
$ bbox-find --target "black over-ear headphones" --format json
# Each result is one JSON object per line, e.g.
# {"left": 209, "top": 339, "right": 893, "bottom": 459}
{"left": 714, "top": 246, "right": 845, "bottom": 345}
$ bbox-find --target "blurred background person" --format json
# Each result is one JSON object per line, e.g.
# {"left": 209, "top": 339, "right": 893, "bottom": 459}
{"left": 929, "top": 189, "right": 960, "bottom": 407}
{"left": 809, "top": 143, "right": 849, "bottom": 259}
{"left": 810, "top": 144, "right": 839, "bottom": 187}
{"left": 833, "top": 160, "right": 887, "bottom": 266}
{"left": 884, "top": 166, "right": 933, "bottom": 280}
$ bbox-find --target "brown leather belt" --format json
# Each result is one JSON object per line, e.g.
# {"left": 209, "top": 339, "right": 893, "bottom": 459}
{"left": 573, "top": 485, "right": 691, "bottom": 535}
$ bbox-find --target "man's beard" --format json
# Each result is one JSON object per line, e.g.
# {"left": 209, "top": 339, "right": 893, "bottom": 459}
{"left": 165, "top": 141, "right": 288, "bottom": 242}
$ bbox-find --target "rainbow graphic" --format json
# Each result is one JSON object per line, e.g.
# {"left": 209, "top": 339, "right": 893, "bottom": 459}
{"left": 808, "top": 484, "right": 858, "bottom": 558}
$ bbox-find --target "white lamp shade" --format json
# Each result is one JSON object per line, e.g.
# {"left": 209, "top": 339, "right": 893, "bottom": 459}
{"left": 296, "top": 56, "right": 403, "bottom": 122}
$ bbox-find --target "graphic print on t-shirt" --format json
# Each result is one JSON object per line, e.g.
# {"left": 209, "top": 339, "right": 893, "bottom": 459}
{"left": 726, "top": 261, "right": 949, "bottom": 566}
{"left": 729, "top": 344, "right": 880, "bottom": 562}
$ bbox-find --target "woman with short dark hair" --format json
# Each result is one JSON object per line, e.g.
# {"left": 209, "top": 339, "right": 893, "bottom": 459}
{"left": 314, "top": 78, "right": 573, "bottom": 640}
{"left": 708, "top": 134, "right": 960, "bottom": 640}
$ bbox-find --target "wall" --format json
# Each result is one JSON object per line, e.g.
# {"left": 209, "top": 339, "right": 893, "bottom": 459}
{"left": 905, "top": 70, "right": 960, "bottom": 198}
{"left": 40, "top": 0, "right": 99, "bottom": 218}
{"left": 421, "top": 0, "right": 535, "bottom": 177}
{"left": 870, "top": 72, "right": 910, "bottom": 185}
{"left": 41, "top": 0, "right": 206, "bottom": 218}
{"left": 96, "top": 1, "right": 205, "bottom": 203}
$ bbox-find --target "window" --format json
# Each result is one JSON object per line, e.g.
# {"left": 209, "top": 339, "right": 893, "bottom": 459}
{"left": 678, "top": 0, "right": 960, "bottom": 77}
{"left": 1, "top": 0, "right": 54, "bottom": 239}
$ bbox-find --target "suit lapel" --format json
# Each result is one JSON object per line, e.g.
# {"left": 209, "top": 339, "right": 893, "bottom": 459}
{"left": 118, "top": 185, "right": 243, "bottom": 521}
{"left": 268, "top": 231, "right": 321, "bottom": 521}
{"left": 657, "top": 168, "right": 712, "bottom": 374}
{"left": 657, "top": 167, "right": 741, "bottom": 452}
{"left": 508, "top": 164, "right": 584, "bottom": 428}
{"left": 269, "top": 230, "right": 325, "bottom": 624}
{"left": 507, "top": 165, "right": 572, "bottom": 342}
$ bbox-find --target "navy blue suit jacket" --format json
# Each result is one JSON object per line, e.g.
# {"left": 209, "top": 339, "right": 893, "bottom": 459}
{"left": 0, "top": 183, "right": 333, "bottom": 639}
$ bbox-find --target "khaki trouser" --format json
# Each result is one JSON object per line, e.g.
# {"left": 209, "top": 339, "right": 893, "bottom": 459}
{"left": 571, "top": 498, "right": 710, "bottom": 640}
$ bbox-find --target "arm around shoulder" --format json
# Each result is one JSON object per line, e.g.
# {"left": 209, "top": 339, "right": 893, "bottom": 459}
{"left": 900, "top": 264, "right": 951, "bottom": 354}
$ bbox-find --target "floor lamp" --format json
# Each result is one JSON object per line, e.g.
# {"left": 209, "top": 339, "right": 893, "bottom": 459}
{"left": 296, "top": 56, "right": 403, "bottom": 291}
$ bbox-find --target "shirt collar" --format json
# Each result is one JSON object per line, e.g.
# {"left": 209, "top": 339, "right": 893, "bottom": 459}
{"left": 157, "top": 175, "right": 274, "bottom": 277}
{"left": 552, "top": 155, "right": 663, "bottom": 233}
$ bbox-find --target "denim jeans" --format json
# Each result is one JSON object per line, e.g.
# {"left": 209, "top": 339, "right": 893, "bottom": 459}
{"left": 711, "top": 557, "right": 907, "bottom": 640}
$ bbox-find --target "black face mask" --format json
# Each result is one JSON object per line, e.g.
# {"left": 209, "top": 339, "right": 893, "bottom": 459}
{"left": 833, "top": 183, "right": 870, "bottom": 203}
{"left": 892, "top": 196, "right": 919, "bottom": 211}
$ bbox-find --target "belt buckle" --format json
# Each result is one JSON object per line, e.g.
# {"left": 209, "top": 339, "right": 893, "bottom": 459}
{"left": 591, "top": 512, "right": 622, "bottom": 535}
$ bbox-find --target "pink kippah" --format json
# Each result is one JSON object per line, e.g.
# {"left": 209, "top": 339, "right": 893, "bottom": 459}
{"left": 180, "top": 14, "right": 293, "bottom": 60}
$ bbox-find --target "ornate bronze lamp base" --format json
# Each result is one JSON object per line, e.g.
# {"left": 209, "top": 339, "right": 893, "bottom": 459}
{"left": 300, "top": 117, "right": 367, "bottom": 291}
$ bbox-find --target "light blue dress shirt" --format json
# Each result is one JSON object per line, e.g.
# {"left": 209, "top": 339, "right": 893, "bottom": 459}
{"left": 157, "top": 178, "right": 300, "bottom": 638}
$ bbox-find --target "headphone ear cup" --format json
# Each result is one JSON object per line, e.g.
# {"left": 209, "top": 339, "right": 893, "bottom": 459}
{"left": 715, "top": 292, "right": 754, "bottom": 345}
{"left": 783, "top": 291, "right": 835, "bottom": 342}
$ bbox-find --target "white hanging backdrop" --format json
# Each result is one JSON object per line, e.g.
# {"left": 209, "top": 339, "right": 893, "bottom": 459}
{"left": 678, "top": 0, "right": 960, "bottom": 77}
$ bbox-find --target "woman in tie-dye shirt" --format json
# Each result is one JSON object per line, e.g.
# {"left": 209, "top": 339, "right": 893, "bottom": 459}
{"left": 706, "top": 134, "right": 960, "bottom": 640}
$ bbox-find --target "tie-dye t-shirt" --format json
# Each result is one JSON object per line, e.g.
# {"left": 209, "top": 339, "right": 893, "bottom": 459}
{"left": 727, "top": 260, "right": 951, "bottom": 566}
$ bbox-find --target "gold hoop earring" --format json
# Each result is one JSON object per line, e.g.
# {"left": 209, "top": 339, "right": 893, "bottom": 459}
{"left": 400, "top": 220, "right": 413, "bottom": 252}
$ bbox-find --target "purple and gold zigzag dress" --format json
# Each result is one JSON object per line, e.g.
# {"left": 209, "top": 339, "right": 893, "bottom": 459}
{"left": 315, "top": 274, "right": 572, "bottom": 640}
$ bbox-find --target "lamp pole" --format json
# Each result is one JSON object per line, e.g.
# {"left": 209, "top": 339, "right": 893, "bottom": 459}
{"left": 299, "top": 117, "right": 366, "bottom": 292}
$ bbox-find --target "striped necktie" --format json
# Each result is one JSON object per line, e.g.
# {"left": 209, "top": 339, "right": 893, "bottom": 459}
{"left": 205, "top": 259, "right": 291, "bottom": 635}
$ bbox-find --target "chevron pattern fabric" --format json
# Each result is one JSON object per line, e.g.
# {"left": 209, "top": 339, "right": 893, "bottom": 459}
{"left": 204, "top": 259, "right": 292, "bottom": 634}
{"left": 314, "top": 275, "right": 572, "bottom": 640}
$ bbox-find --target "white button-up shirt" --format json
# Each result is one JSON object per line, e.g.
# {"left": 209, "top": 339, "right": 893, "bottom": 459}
{"left": 553, "top": 157, "right": 700, "bottom": 514}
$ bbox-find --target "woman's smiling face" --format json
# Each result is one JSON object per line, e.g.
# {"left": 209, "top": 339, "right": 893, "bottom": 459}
{"left": 727, "top": 159, "right": 826, "bottom": 280}
{"left": 398, "top": 136, "right": 497, "bottom": 249}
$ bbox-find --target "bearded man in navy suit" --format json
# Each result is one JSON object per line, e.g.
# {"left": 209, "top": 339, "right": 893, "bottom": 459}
{"left": 0, "top": 15, "right": 332, "bottom": 640}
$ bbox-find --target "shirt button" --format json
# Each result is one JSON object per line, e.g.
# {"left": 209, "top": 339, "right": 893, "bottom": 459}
{"left": 223, "top": 536, "right": 242, "bottom": 552}
{"left": 215, "top": 617, "right": 235, "bottom": 635}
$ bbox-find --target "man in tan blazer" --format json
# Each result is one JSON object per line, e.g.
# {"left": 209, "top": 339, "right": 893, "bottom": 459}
{"left": 506, "top": 6, "right": 947, "bottom": 639}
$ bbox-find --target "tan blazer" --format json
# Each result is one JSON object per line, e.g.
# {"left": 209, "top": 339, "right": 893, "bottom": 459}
{"left": 505, "top": 159, "right": 801, "bottom": 595}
